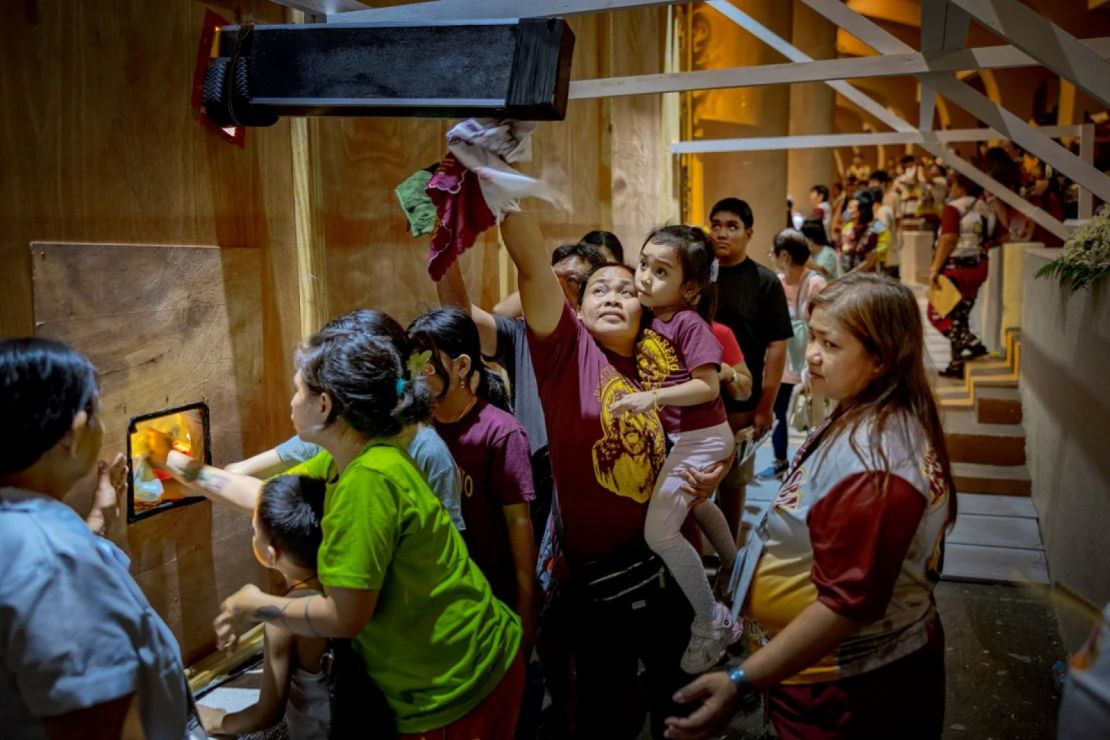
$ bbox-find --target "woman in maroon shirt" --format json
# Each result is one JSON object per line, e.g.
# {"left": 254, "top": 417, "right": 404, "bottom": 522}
{"left": 408, "top": 306, "right": 538, "bottom": 643}
{"left": 498, "top": 211, "right": 730, "bottom": 739}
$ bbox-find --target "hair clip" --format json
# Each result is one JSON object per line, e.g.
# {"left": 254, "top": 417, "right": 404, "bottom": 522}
{"left": 406, "top": 350, "right": 432, "bottom": 380}
{"left": 395, "top": 378, "right": 409, "bottom": 398}
{"left": 709, "top": 259, "right": 720, "bottom": 284}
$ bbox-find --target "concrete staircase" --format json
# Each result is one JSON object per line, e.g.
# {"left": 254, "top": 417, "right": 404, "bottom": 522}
{"left": 922, "top": 305, "right": 1048, "bottom": 585}
{"left": 933, "top": 328, "right": 1031, "bottom": 496}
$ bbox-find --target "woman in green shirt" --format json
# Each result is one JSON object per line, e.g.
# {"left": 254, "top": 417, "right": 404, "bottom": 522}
{"left": 160, "top": 323, "right": 524, "bottom": 738}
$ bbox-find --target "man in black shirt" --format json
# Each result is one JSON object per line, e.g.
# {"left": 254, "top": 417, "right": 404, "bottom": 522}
{"left": 709, "top": 198, "right": 793, "bottom": 538}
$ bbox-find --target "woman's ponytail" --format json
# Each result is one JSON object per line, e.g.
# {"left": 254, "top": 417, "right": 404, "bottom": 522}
{"left": 477, "top": 366, "right": 512, "bottom": 413}
{"left": 393, "top": 372, "right": 433, "bottom": 427}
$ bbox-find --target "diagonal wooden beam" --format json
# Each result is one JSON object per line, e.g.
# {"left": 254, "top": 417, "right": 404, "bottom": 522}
{"left": 707, "top": 0, "right": 1068, "bottom": 240}
{"left": 799, "top": 0, "right": 1110, "bottom": 206}
{"left": 568, "top": 38, "right": 1110, "bottom": 100}
{"left": 328, "top": 0, "right": 678, "bottom": 23}
{"left": 704, "top": 0, "right": 913, "bottom": 131}
{"left": 950, "top": 0, "right": 1110, "bottom": 107}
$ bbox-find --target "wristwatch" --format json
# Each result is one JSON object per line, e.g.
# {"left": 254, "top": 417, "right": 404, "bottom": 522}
{"left": 727, "top": 665, "right": 747, "bottom": 690}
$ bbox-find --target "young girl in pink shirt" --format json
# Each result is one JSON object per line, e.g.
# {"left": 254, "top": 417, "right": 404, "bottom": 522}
{"left": 611, "top": 225, "right": 743, "bottom": 673}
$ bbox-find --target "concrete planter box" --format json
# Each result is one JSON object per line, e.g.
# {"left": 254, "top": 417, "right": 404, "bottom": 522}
{"left": 1020, "top": 248, "right": 1110, "bottom": 647}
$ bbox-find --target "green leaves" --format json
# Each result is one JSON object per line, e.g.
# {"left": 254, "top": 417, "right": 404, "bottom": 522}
{"left": 1035, "top": 205, "right": 1110, "bottom": 293}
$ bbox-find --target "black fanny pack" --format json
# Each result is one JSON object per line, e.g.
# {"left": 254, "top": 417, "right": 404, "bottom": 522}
{"left": 577, "top": 545, "right": 667, "bottom": 606}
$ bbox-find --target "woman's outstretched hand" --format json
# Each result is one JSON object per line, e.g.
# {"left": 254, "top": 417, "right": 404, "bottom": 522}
{"left": 143, "top": 428, "right": 174, "bottom": 468}
{"left": 87, "top": 452, "right": 127, "bottom": 534}
{"left": 663, "top": 671, "right": 739, "bottom": 739}
{"left": 214, "top": 584, "right": 263, "bottom": 652}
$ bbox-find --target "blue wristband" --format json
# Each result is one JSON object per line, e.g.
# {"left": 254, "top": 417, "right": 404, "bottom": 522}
{"left": 727, "top": 665, "right": 747, "bottom": 690}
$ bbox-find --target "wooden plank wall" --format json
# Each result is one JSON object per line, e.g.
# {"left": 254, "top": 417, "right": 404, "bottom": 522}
{"left": 32, "top": 242, "right": 269, "bottom": 663}
{"left": 0, "top": 0, "right": 672, "bottom": 664}
{"left": 0, "top": 0, "right": 303, "bottom": 665}
{"left": 313, "top": 6, "right": 673, "bottom": 322}
{"left": 314, "top": 117, "right": 502, "bottom": 324}
{"left": 0, "top": 0, "right": 303, "bottom": 433}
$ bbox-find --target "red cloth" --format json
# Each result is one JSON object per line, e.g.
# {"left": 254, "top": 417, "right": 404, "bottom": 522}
{"left": 425, "top": 153, "right": 496, "bottom": 281}
{"left": 398, "top": 651, "right": 525, "bottom": 740}
{"left": 711, "top": 321, "right": 745, "bottom": 365}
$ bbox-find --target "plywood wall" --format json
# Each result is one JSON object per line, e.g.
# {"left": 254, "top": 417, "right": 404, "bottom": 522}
{"left": 314, "top": 117, "right": 502, "bottom": 325}
{"left": 32, "top": 242, "right": 270, "bottom": 664}
{"left": 315, "top": 7, "right": 674, "bottom": 319}
{"left": 0, "top": 0, "right": 674, "bottom": 665}
{"left": 0, "top": 0, "right": 302, "bottom": 665}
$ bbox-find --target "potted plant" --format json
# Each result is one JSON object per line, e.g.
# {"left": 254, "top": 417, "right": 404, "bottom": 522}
{"left": 1036, "top": 205, "right": 1110, "bottom": 293}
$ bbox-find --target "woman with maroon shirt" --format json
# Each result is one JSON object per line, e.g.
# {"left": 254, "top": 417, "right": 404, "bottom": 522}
{"left": 407, "top": 307, "right": 538, "bottom": 644}
{"left": 926, "top": 173, "right": 1008, "bottom": 378}
{"left": 663, "top": 274, "right": 955, "bottom": 740}
{"left": 497, "top": 211, "right": 730, "bottom": 739}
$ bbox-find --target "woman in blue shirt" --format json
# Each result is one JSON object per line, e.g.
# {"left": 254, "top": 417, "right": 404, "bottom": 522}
{"left": 0, "top": 338, "right": 192, "bottom": 740}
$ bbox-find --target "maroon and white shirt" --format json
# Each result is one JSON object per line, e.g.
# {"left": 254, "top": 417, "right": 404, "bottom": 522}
{"left": 743, "top": 409, "right": 953, "bottom": 684}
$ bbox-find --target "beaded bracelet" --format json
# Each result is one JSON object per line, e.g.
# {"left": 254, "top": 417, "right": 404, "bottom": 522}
{"left": 727, "top": 665, "right": 747, "bottom": 690}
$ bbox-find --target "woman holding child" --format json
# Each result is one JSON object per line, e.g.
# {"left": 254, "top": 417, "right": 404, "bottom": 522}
{"left": 497, "top": 210, "right": 731, "bottom": 739}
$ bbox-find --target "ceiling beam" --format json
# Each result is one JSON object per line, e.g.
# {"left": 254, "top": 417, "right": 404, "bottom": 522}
{"left": 568, "top": 38, "right": 1110, "bottom": 100}
{"left": 705, "top": 0, "right": 1068, "bottom": 240}
{"left": 950, "top": 0, "right": 1110, "bottom": 107}
{"left": 672, "top": 125, "right": 1082, "bottom": 154}
{"left": 328, "top": 0, "right": 677, "bottom": 23}
{"left": 269, "top": 0, "right": 369, "bottom": 13}
{"left": 800, "top": 0, "right": 1110, "bottom": 206}
{"left": 918, "top": 0, "right": 970, "bottom": 130}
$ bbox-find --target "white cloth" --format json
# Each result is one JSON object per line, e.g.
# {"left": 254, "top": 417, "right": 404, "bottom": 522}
{"left": 446, "top": 118, "right": 564, "bottom": 219}
{"left": 285, "top": 666, "right": 331, "bottom": 740}
{"left": 947, "top": 194, "right": 997, "bottom": 259}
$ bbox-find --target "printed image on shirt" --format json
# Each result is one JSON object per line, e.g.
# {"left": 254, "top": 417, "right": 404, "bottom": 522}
{"left": 635, "top": 328, "right": 680, "bottom": 389}
{"left": 920, "top": 444, "right": 949, "bottom": 577}
{"left": 774, "top": 465, "right": 808, "bottom": 513}
{"left": 593, "top": 365, "right": 666, "bottom": 503}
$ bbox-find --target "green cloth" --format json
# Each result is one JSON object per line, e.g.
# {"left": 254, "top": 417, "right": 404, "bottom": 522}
{"left": 395, "top": 169, "right": 437, "bottom": 237}
{"left": 286, "top": 444, "right": 521, "bottom": 733}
